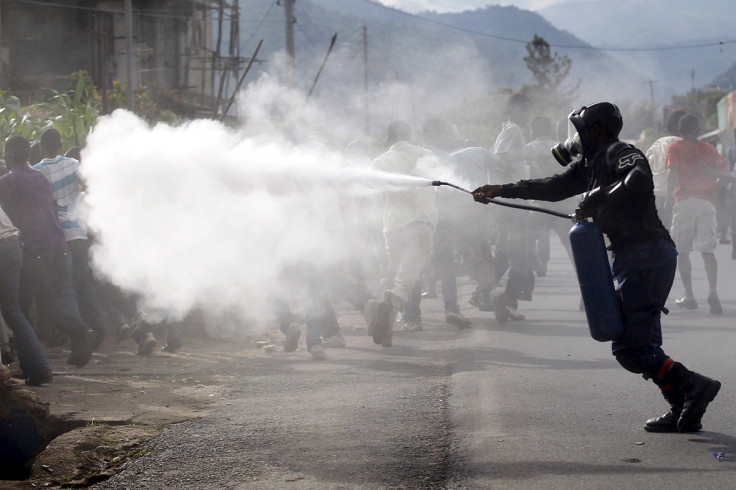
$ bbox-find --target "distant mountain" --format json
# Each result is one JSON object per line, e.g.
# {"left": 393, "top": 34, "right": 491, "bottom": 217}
{"left": 240, "top": 0, "right": 652, "bottom": 99}
{"left": 233, "top": 0, "right": 673, "bottom": 137}
{"left": 713, "top": 64, "right": 736, "bottom": 92}
{"left": 538, "top": 0, "right": 736, "bottom": 99}
{"left": 416, "top": 5, "right": 650, "bottom": 99}
{"left": 538, "top": 0, "right": 734, "bottom": 46}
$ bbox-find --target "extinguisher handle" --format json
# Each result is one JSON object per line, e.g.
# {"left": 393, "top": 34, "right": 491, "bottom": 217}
{"left": 574, "top": 208, "right": 594, "bottom": 223}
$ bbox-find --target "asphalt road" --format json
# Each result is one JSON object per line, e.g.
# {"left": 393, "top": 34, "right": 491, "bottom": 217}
{"left": 95, "top": 238, "right": 736, "bottom": 489}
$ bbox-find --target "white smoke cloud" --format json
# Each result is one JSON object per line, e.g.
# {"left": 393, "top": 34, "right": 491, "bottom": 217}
{"left": 81, "top": 102, "right": 434, "bottom": 337}
{"left": 82, "top": 111, "right": 338, "bottom": 329}
{"left": 80, "top": 35, "right": 496, "bottom": 338}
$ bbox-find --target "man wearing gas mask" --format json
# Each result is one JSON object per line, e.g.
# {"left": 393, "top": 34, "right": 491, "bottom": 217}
{"left": 472, "top": 102, "right": 721, "bottom": 433}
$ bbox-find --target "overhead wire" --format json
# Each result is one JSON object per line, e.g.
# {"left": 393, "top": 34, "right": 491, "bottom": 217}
{"left": 353, "top": 0, "right": 736, "bottom": 53}
{"left": 4, "top": 0, "right": 195, "bottom": 20}
{"left": 295, "top": 21, "right": 317, "bottom": 48}
{"left": 9, "top": 0, "right": 734, "bottom": 53}
{"left": 240, "top": 0, "right": 279, "bottom": 51}
{"left": 296, "top": 2, "right": 333, "bottom": 47}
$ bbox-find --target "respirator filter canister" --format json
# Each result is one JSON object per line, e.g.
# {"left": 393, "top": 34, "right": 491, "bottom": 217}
{"left": 551, "top": 132, "right": 582, "bottom": 167}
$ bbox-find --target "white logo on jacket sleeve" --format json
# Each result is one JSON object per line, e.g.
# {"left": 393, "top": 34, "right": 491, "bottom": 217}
{"left": 618, "top": 153, "right": 644, "bottom": 169}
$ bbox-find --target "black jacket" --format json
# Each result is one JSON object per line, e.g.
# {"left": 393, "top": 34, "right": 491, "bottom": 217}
{"left": 498, "top": 141, "right": 672, "bottom": 251}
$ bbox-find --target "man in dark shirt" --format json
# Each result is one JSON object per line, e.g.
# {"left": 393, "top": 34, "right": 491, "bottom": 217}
{"left": 472, "top": 102, "right": 720, "bottom": 433}
{"left": 0, "top": 135, "right": 95, "bottom": 368}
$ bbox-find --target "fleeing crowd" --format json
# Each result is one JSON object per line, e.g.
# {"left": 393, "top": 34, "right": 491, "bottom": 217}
{"left": 0, "top": 129, "right": 182, "bottom": 386}
{"left": 1, "top": 97, "right": 734, "bottom": 406}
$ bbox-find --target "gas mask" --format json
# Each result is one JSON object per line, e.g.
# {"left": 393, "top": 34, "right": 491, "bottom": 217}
{"left": 551, "top": 131, "right": 582, "bottom": 167}
{"left": 552, "top": 107, "right": 588, "bottom": 166}
{"left": 551, "top": 103, "right": 622, "bottom": 167}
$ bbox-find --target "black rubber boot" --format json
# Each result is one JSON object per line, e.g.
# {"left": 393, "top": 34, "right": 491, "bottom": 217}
{"left": 66, "top": 328, "right": 96, "bottom": 368}
{"left": 645, "top": 386, "right": 702, "bottom": 433}
{"left": 493, "top": 293, "right": 509, "bottom": 324}
{"left": 664, "top": 362, "right": 721, "bottom": 432}
{"left": 372, "top": 296, "right": 393, "bottom": 346}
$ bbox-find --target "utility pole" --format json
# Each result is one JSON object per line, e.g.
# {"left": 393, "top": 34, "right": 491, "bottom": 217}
{"left": 284, "top": 0, "right": 296, "bottom": 88}
{"left": 229, "top": 0, "right": 240, "bottom": 81}
{"left": 213, "top": 1, "right": 224, "bottom": 114}
{"left": 648, "top": 79, "right": 656, "bottom": 109}
{"left": 690, "top": 68, "right": 696, "bottom": 93}
{"left": 363, "top": 25, "right": 369, "bottom": 134}
{"left": 125, "top": 0, "right": 134, "bottom": 111}
{"left": 646, "top": 79, "right": 658, "bottom": 131}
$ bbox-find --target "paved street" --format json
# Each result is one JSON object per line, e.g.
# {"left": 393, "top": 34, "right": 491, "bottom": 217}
{"left": 95, "top": 238, "right": 736, "bottom": 489}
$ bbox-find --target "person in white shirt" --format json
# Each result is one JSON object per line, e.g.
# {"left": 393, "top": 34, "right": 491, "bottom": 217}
{"left": 645, "top": 110, "right": 685, "bottom": 229}
{"left": 366, "top": 121, "right": 438, "bottom": 347}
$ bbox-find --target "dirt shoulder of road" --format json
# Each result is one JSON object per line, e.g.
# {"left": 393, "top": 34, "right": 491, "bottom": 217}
{"left": 2, "top": 323, "right": 288, "bottom": 488}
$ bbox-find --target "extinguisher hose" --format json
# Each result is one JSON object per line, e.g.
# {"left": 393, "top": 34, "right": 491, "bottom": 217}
{"left": 482, "top": 197, "right": 574, "bottom": 220}
{"left": 431, "top": 181, "right": 574, "bottom": 220}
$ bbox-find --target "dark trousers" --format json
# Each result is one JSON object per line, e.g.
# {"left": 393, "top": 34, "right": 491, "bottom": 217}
{"left": 95, "top": 278, "right": 136, "bottom": 332}
{"left": 19, "top": 247, "right": 90, "bottom": 342}
{"left": 495, "top": 209, "right": 535, "bottom": 302}
{"left": 532, "top": 214, "right": 573, "bottom": 266}
{"left": 407, "top": 219, "right": 461, "bottom": 320}
{"left": 275, "top": 265, "right": 339, "bottom": 350}
{"left": 275, "top": 294, "right": 338, "bottom": 349}
{"left": 94, "top": 279, "right": 181, "bottom": 344}
{"left": 68, "top": 239, "right": 105, "bottom": 335}
{"left": 304, "top": 295, "right": 339, "bottom": 349}
{"left": 0, "top": 237, "right": 50, "bottom": 378}
{"left": 611, "top": 239, "right": 677, "bottom": 382}
{"left": 433, "top": 220, "right": 459, "bottom": 314}
{"left": 406, "top": 220, "right": 460, "bottom": 322}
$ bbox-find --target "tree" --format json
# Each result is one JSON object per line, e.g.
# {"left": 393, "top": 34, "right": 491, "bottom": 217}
{"left": 524, "top": 35, "right": 571, "bottom": 93}
{"left": 522, "top": 35, "right": 580, "bottom": 118}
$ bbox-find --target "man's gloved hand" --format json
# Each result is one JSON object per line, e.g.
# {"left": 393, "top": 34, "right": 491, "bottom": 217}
{"left": 472, "top": 184, "right": 503, "bottom": 204}
{"left": 575, "top": 207, "right": 596, "bottom": 220}
{"left": 577, "top": 187, "right": 603, "bottom": 219}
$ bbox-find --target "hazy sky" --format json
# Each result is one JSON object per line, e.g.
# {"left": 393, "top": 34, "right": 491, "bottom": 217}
{"left": 378, "top": 0, "right": 581, "bottom": 13}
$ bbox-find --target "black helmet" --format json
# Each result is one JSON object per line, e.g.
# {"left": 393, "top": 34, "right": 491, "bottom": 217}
{"left": 567, "top": 102, "right": 622, "bottom": 159}
{"left": 569, "top": 102, "right": 622, "bottom": 139}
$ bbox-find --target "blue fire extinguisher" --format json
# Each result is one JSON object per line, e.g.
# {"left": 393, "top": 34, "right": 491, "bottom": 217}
{"left": 569, "top": 219, "right": 624, "bottom": 341}
{"left": 431, "top": 181, "right": 626, "bottom": 342}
